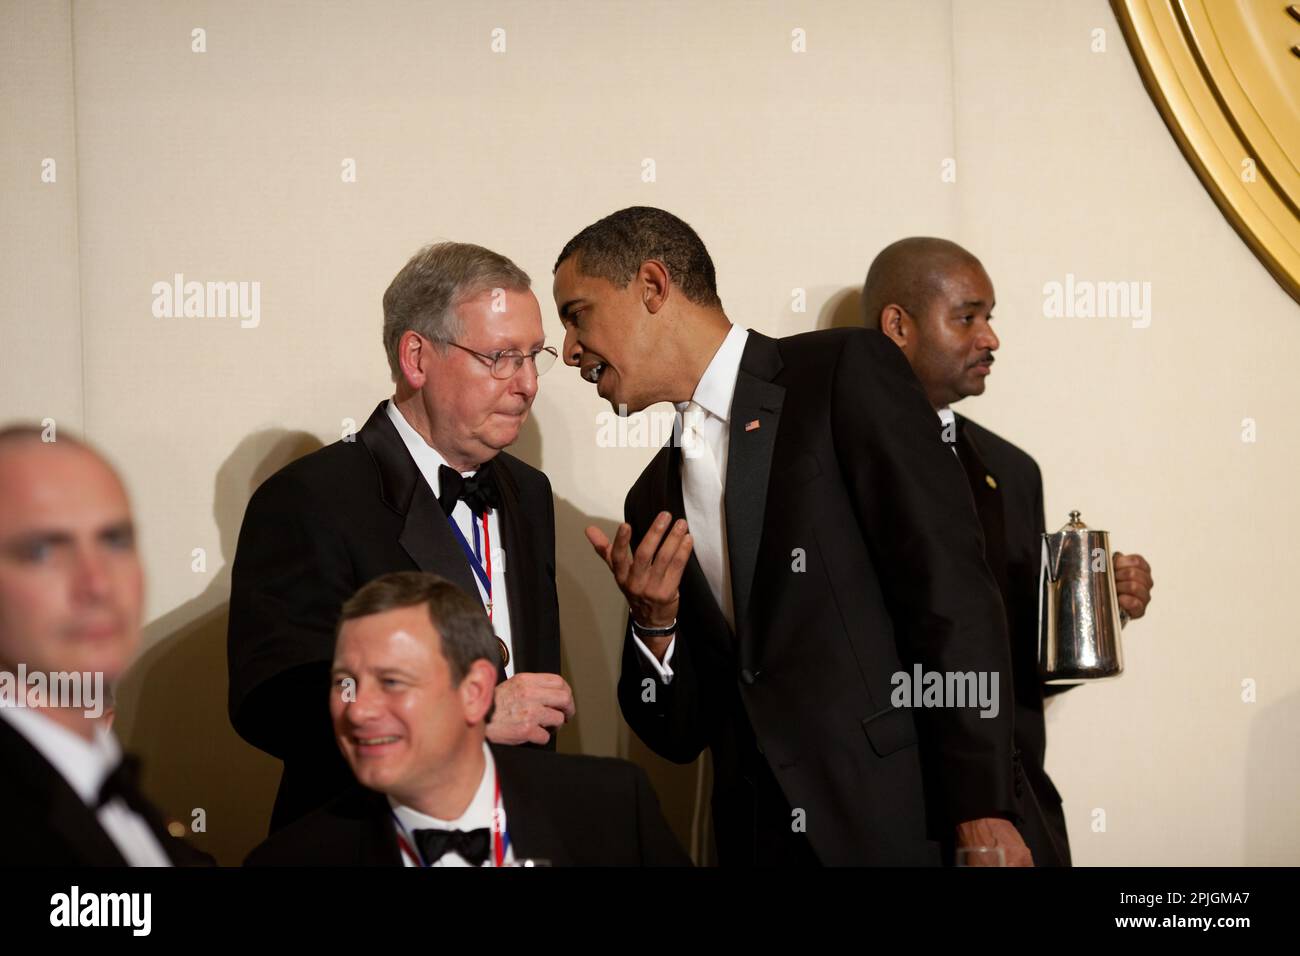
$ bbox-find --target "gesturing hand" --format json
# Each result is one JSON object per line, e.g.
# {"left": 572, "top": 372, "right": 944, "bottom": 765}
{"left": 586, "top": 511, "right": 692, "bottom": 634}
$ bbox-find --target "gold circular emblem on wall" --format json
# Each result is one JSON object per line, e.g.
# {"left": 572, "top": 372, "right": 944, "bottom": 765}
{"left": 1113, "top": 0, "right": 1300, "bottom": 305}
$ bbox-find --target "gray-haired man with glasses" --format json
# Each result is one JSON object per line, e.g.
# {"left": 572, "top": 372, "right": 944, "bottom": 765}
{"left": 229, "top": 242, "right": 574, "bottom": 832}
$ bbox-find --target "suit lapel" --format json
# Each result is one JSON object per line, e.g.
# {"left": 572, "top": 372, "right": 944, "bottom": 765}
{"left": 724, "top": 333, "right": 785, "bottom": 662}
{"left": 955, "top": 415, "right": 1012, "bottom": 601}
{"left": 494, "top": 461, "right": 539, "bottom": 676}
{"left": 493, "top": 747, "right": 573, "bottom": 865}
{"left": 399, "top": 489, "right": 482, "bottom": 605}
{"left": 358, "top": 401, "right": 483, "bottom": 604}
{"left": 0, "top": 718, "right": 128, "bottom": 865}
{"left": 47, "top": 778, "right": 129, "bottom": 865}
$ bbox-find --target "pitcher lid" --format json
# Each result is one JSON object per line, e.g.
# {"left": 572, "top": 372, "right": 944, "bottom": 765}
{"left": 1059, "top": 510, "right": 1088, "bottom": 532}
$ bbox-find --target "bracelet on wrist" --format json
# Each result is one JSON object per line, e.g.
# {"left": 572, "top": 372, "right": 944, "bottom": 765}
{"left": 631, "top": 617, "right": 677, "bottom": 639}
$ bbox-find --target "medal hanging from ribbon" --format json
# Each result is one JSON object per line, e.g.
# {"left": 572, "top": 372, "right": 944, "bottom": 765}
{"left": 445, "top": 511, "right": 511, "bottom": 669}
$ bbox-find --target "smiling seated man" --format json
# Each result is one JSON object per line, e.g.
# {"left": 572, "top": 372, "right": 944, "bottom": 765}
{"left": 245, "top": 571, "right": 689, "bottom": 867}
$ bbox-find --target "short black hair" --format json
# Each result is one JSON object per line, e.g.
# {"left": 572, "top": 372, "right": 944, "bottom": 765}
{"left": 553, "top": 206, "right": 722, "bottom": 309}
{"left": 860, "top": 237, "right": 982, "bottom": 329}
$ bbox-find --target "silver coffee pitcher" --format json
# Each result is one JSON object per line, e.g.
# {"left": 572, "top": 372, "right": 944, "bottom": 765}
{"left": 1038, "top": 511, "right": 1126, "bottom": 684}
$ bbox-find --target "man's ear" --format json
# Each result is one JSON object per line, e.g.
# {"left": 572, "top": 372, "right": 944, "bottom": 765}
{"left": 637, "top": 259, "right": 671, "bottom": 315}
{"left": 460, "top": 658, "right": 499, "bottom": 725}
{"left": 397, "top": 330, "right": 431, "bottom": 389}
{"left": 879, "top": 304, "right": 911, "bottom": 351}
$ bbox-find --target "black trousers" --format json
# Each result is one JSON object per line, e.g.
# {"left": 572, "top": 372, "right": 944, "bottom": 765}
{"left": 712, "top": 742, "right": 821, "bottom": 867}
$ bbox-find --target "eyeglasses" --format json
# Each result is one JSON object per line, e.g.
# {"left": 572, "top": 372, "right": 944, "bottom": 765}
{"left": 445, "top": 342, "right": 559, "bottom": 379}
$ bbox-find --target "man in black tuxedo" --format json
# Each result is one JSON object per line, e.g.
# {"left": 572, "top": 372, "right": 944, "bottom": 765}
{"left": 552, "top": 207, "right": 1030, "bottom": 866}
{"left": 0, "top": 426, "right": 210, "bottom": 866}
{"left": 246, "top": 572, "right": 687, "bottom": 866}
{"left": 861, "top": 237, "right": 1156, "bottom": 865}
{"left": 228, "top": 242, "right": 575, "bottom": 832}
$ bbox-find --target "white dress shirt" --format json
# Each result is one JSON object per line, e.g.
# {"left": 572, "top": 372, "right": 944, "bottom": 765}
{"left": 0, "top": 706, "right": 172, "bottom": 866}
{"left": 390, "top": 742, "right": 514, "bottom": 866}
{"left": 386, "top": 400, "right": 515, "bottom": 677}
{"left": 634, "top": 324, "right": 750, "bottom": 684}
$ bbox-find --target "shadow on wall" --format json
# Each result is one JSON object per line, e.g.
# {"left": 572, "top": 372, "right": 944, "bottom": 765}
{"left": 510, "top": 411, "right": 710, "bottom": 862}
{"left": 114, "top": 430, "right": 323, "bottom": 867}
{"left": 114, "top": 411, "right": 714, "bottom": 865}
{"left": 1245, "top": 689, "right": 1300, "bottom": 864}
{"left": 818, "top": 286, "right": 864, "bottom": 331}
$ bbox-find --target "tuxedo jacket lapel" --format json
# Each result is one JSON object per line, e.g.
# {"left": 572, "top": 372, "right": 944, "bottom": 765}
{"left": 724, "top": 333, "right": 785, "bottom": 668}
{"left": 493, "top": 746, "right": 573, "bottom": 865}
{"left": 47, "top": 779, "right": 128, "bottom": 866}
{"left": 0, "top": 718, "right": 127, "bottom": 865}
{"left": 358, "top": 402, "right": 485, "bottom": 606}
{"left": 494, "top": 463, "right": 540, "bottom": 675}
{"left": 955, "top": 415, "right": 1012, "bottom": 601}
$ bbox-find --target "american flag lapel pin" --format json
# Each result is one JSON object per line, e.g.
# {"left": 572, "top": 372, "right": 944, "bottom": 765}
{"left": 745, "top": 419, "right": 761, "bottom": 432}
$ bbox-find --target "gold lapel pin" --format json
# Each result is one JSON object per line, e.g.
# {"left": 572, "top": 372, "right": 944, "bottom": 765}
{"left": 985, "top": 474, "right": 998, "bottom": 489}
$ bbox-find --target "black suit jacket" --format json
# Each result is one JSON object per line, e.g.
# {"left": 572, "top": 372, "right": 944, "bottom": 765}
{"left": 954, "top": 413, "right": 1073, "bottom": 866}
{"left": 243, "top": 745, "right": 690, "bottom": 866}
{"left": 0, "top": 718, "right": 212, "bottom": 866}
{"left": 227, "top": 401, "right": 562, "bottom": 832}
{"left": 616, "top": 328, "right": 1017, "bottom": 865}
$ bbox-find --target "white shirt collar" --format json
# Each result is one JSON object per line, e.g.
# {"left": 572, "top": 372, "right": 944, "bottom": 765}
{"left": 674, "top": 324, "right": 749, "bottom": 422}
{"left": 389, "top": 741, "right": 497, "bottom": 835}
{"left": 386, "top": 399, "right": 480, "bottom": 497}
{"left": 937, "top": 406, "right": 955, "bottom": 429}
{"left": 0, "top": 706, "right": 121, "bottom": 805}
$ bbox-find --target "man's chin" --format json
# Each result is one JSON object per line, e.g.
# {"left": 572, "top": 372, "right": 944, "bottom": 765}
{"left": 485, "top": 415, "right": 528, "bottom": 449}
{"left": 68, "top": 642, "right": 135, "bottom": 684}
{"left": 608, "top": 394, "right": 647, "bottom": 417}
{"left": 350, "top": 761, "right": 401, "bottom": 794}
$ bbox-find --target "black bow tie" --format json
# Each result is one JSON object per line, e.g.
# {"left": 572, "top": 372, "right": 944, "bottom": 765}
{"left": 438, "top": 462, "right": 500, "bottom": 517}
{"left": 413, "top": 827, "right": 492, "bottom": 866}
{"left": 97, "top": 755, "right": 147, "bottom": 812}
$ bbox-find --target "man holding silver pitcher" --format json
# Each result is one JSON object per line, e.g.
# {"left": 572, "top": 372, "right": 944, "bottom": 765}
{"left": 862, "top": 237, "right": 1156, "bottom": 866}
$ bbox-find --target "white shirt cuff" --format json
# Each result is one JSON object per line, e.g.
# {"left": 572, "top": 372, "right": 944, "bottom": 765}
{"left": 633, "top": 631, "right": 676, "bottom": 684}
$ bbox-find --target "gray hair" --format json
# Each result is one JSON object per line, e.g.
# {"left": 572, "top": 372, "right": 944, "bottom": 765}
{"left": 381, "top": 242, "right": 531, "bottom": 382}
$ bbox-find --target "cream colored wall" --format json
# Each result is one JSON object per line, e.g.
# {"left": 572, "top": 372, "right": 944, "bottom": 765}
{"left": 1, "top": 0, "right": 82, "bottom": 431}
{"left": 2, "top": 0, "right": 1295, "bottom": 866}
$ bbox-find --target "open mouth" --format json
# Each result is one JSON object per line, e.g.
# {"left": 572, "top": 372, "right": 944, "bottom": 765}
{"left": 353, "top": 735, "right": 401, "bottom": 750}
{"left": 582, "top": 361, "right": 608, "bottom": 385}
